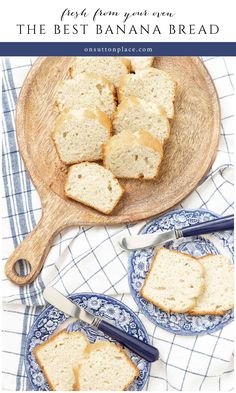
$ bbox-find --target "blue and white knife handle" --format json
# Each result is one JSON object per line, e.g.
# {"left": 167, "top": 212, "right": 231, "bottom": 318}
{"left": 95, "top": 319, "right": 159, "bottom": 362}
{"left": 177, "top": 214, "right": 234, "bottom": 238}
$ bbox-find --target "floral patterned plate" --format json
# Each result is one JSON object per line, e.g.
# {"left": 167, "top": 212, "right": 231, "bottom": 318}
{"left": 25, "top": 293, "right": 150, "bottom": 391}
{"left": 128, "top": 208, "right": 234, "bottom": 335}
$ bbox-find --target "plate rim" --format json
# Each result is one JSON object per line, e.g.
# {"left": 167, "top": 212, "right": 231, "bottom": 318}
{"left": 24, "top": 292, "right": 151, "bottom": 391}
{"left": 128, "top": 208, "right": 234, "bottom": 336}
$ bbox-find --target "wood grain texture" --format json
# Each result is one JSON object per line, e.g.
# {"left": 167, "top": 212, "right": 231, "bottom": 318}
{"left": 5, "top": 56, "right": 220, "bottom": 285}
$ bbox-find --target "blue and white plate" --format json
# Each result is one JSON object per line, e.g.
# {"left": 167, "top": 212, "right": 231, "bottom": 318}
{"left": 128, "top": 208, "right": 234, "bottom": 336}
{"left": 25, "top": 293, "right": 150, "bottom": 391}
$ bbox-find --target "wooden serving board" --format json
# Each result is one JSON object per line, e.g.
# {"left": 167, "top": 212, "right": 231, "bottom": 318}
{"left": 5, "top": 57, "right": 220, "bottom": 285}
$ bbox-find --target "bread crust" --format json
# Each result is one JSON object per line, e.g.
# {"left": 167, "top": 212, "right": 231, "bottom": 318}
{"left": 117, "top": 75, "right": 126, "bottom": 103}
{"left": 140, "top": 248, "right": 205, "bottom": 313}
{"left": 33, "top": 329, "right": 88, "bottom": 391}
{"left": 73, "top": 365, "right": 80, "bottom": 391}
{"left": 119, "top": 56, "right": 132, "bottom": 71}
{"left": 103, "top": 130, "right": 163, "bottom": 158}
{"left": 188, "top": 308, "right": 231, "bottom": 316}
{"left": 126, "top": 56, "right": 154, "bottom": 72}
{"left": 65, "top": 163, "right": 125, "bottom": 215}
{"left": 73, "top": 341, "right": 139, "bottom": 391}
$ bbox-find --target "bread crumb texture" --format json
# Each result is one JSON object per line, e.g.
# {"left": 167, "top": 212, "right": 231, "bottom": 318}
{"left": 104, "top": 130, "right": 163, "bottom": 179}
{"left": 56, "top": 72, "right": 116, "bottom": 117}
{"left": 70, "top": 56, "right": 131, "bottom": 87}
{"left": 141, "top": 248, "right": 205, "bottom": 313}
{"left": 33, "top": 330, "right": 88, "bottom": 391}
{"left": 73, "top": 341, "right": 139, "bottom": 391}
{"left": 190, "top": 254, "right": 234, "bottom": 315}
{"left": 118, "top": 68, "right": 176, "bottom": 118}
{"left": 65, "top": 162, "right": 124, "bottom": 214}
{"left": 52, "top": 108, "right": 111, "bottom": 164}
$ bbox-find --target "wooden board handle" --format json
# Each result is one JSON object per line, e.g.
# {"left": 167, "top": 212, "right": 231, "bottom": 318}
{"left": 4, "top": 206, "right": 70, "bottom": 286}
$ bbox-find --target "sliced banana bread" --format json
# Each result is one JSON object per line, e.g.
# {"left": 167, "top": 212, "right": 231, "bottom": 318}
{"left": 55, "top": 73, "right": 116, "bottom": 118}
{"left": 118, "top": 68, "right": 176, "bottom": 118}
{"left": 113, "top": 96, "right": 170, "bottom": 143}
{"left": 73, "top": 341, "right": 139, "bottom": 391}
{"left": 190, "top": 254, "right": 234, "bottom": 315}
{"left": 70, "top": 57, "right": 131, "bottom": 87}
{"left": 51, "top": 108, "right": 111, "bottom": 164}
{"left": 140, "top": 248, "right": 205, "bottom": 313}
{"left": 65, "top": 162, "right": 124, "bottom": 214}
{"left": 103, "top": 130, "right": 163, "bottom": 179}
{"left": 33, "top": 330, "right": 88, "bottom": 391}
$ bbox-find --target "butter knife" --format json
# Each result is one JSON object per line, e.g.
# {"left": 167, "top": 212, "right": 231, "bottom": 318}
{"left": 43, "top": 287, "right": 159, "bottom": 362}
{"left": 119, "top": 214, "right": 234, "bottom": 251}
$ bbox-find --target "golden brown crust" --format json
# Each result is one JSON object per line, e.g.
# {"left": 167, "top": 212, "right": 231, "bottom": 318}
{"left": 94, "top": 110, "right": 112, "bottom": 131}
{"left": 140, "top": 248, "right": 205, "bottom": 313}
{"left": 73, "top": 365, "right": 81, "bottom": 391}
{"left": 77, "top": 109, "right": 112, "bottom": 132}
{"left": 117, "top": 75, "right": 127, "bottom": 103}
{"left": 127, "top": 56, "right": 154, "bottom": 72}
{"left": 65, "top": 163, "right": 125, "bottom": 215}
{"left": 197, "top": 253, "right": 218, "bottom": 260}
{"left": 33, "top": 350, "right": 56, "bottom": 391}
{"left": 104, "top": 130, "right": 163, "bottom": 158}
{"left": 134, "top": 130, "right": 163, "bottom": 155}
{"left": 73, "top": 341, "right": 139, "bottom": 391}
{"left": 119, "top": 57, "right": 132, "bottom": 73}
{"left": 33, "top": 330, "right": 88, "bottom": 391}
{"left": 188, "top": 308, "right": 231, "bottom": 316}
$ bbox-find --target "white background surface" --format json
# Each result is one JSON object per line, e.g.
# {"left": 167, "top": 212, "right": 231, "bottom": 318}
{"left": 0, "top": 0, "right": 236, "bottom": 42}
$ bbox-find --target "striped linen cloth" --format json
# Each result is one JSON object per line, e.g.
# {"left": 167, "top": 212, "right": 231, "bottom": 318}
{"left": 1, "top": 57, "right": 234, "bottom": 391}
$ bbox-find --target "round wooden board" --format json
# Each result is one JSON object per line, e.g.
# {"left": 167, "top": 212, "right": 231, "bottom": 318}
{"left": 5, "top": 56, "right": 220, "bottom": 285}
{"left": 17, "top": 56, "right": 220, "bottom": 223}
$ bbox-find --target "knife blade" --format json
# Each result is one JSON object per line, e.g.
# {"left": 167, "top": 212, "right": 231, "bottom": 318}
{"left": 119, "top": 214, "right": 234, "bottom": 251}
{"left": 43, "top": 287, "right": 98, "bottom": 326}
{"left": 119, "top": 229, "right": 177, "bottom": 250}
{"left": 43, "top": 287, "right": 159, "bottom": 362}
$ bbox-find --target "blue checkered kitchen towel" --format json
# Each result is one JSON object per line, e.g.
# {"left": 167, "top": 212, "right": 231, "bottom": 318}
{"left": 2, "top": 57, "right": 235, "bottom": 391}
